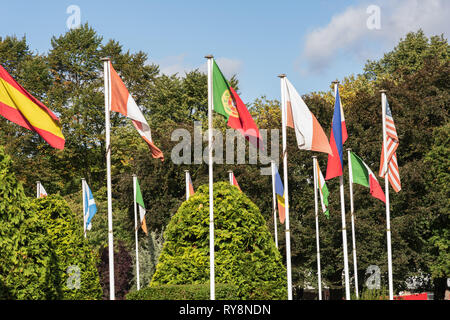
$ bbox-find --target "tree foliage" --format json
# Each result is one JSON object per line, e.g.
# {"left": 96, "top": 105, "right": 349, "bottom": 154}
{"left": 0, "top": 26, "right": 448, "bottom": 299}
{"left": 151, "top": 182, "right": 287, "bottom": 300}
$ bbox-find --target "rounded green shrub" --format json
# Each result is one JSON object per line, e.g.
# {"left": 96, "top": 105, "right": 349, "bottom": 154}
{"left": 31, "top": 195, "right": 103, "bottom": 300}
{"left": 0, "top": 147, "right": 58, "bottom": 299}
{"left": 151, "top": 182, "right": 287, "bottom": 300}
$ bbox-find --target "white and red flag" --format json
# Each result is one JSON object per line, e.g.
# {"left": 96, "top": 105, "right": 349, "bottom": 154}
{"left": 379, "top": 99, "right": 401, "bottom": 192}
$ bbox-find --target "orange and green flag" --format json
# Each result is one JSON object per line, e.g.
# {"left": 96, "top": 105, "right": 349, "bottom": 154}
{"left": 212, "top": 60, "right": 263, "bottom": 149}
{"left": 0, "top": 64, "right": 65, "bottom": 149}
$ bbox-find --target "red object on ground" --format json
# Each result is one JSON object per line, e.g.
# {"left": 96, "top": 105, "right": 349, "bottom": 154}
{"left": 394, "top": 293, "right": 428, "bottom": 300}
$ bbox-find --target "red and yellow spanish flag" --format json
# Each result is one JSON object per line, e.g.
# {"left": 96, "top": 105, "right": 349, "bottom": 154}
{"left": 0, "top": 65, "right": 65, "bottom": 149}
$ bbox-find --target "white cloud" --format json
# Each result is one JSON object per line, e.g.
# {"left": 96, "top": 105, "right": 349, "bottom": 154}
{"left": 299, "top": 0, "right": 450, "bottom": 74}
{"left": 151, "top": 55, "right": 243, "bottom": 79}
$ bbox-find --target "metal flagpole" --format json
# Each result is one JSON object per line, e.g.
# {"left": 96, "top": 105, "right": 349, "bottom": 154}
{"left": 333, "top": 80, "right": 351, "bottom": 300}
{"left": 102, "top": 57, "right": 115, "bottom": 300}
{"left": 381, "top": 90, "right": 394, "bottom": 300}
{"left": 271, "top": 161, "right": 278, "bottom": 249}
{"left": 228, "top": 171, "right": 233, "bottom": 185}
{"left": 205, "top": 55, "right": 215, "bottom": 300}
{"left": 36, "top": 181, "right": 40, "bottom": 198}
{"left": 313, "top": 157, "right": 323, "bottom": 300}
{"left": 347, "top": 148, "right": 359, "bottom": 299}
{"left": 279, "top": 74, "right": 293, "bottom": 300}
{"left": 133, "top": 174, "right": 141, "bottom": 290}
{"left": 185, "top": 170, "right": 190, "bottom": 201}
{"left": 82, "top": 179, "right": 86, "bottom": 238}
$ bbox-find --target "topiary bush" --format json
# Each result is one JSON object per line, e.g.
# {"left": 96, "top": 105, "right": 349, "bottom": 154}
{"left": 126, "top": 283, "right": 239, "bottom": 300}
{"left": 0, "top": 146, "right": 102, "bottom": 300}
{"left": 0, "top": 147, "right": 58, "bottom": 299}
{"left": 30, "top": 195, "right": 103, "bottom": 300}
{"left": 150, "top": 182, "right": 287, "bottom": 300}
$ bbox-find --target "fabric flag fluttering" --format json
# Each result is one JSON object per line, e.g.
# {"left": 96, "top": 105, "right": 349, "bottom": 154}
{"left": 185, "top": 170, "right": 195, "bottom": 200}
{"left": 186, "top": 171, "right": 195, "bottom": 200}
{"left": 134, "top": 177, "right": 148, "bottom": 235}
{"left": 212, "top": 60, "right": 263, "bottom": 149}
{"left": 274, "top": 164, "right": 286, "bottom": 224}
{"left": 350, "top": 152, "right": 386, "bottom": 203}
{"left": 0, "top": 65, "right": 65, "bottom": 149}
{"left": 315, "top": 161, "right": 330, "bottom": 218}
{"left": 109, "top": 61, "right": 164, "bottom": 161}
{"left": 82, "top": 179, "right": 97, "bottom": 232}
{"left": 312, "top": 157, "right": 323, "bottom": 300}
{"left": 379, "top": 98, "right": 401, "bottom": 193}
{"left": 326, "top": 86, "right": 348, "bottom": 180}
{"left": 229, "top": 171, "right": 242, "bottom": 192}
{"left": 282, "top": 77, "right": 332, "bottom": 155}
{"left": 326, "top": 82, "right": 351, "bottom": 300}
{"left": 37, "top": 181, "right": 48, "bottom": 198}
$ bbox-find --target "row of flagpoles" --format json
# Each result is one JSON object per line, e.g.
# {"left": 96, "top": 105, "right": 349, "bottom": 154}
{"left": 16, "top": 53, "right": 401, "bottom": 300}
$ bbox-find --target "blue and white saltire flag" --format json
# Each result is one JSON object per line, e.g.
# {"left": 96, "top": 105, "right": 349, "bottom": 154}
{"left": 83, "top": 180, "right": 97, "bottom": 231}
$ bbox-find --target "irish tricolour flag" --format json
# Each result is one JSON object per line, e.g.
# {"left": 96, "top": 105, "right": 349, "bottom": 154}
{"left": 135, "top": 177, "right": 148, "bottom": 235}
{"left": 315, "top": 161, "right": 330, "bottom": 218}
{"left": 350, "top": 152, "right": 386, "bottom": 203}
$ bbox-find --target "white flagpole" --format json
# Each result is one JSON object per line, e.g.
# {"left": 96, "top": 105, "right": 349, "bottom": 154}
{"left": 82, "top": 179, "right": 87, "bottom": 238}
{"left": 347, "top": 148, "right": 359, "bottom": 299}
{"left": 381, "top": 90, "right": 394, "bottom": 300}
{"left": 185, "top": 170, "right": 190, "bottom": 201}
{"left": 102, "top": 57, "right": 115, "bottom": 300}
{"left": 133, "top": 174, "right": 141, "bottom": 291}
{"left": 205, "top": 55, "right": 215, "bottom": 300}
{"left": 36, "top": 181, "right": 40, "bottom": 198}
{"left": 279, "top": 74, "right": 293, "bottom": 300}
{"left": 333, "top": 80, "right": 351, "bottom": 300}
{"left": 271, "top": 161, "right": 278, "bottom": 249}
{"left": 228, "top": 171, "right": 233, "bottom": 185}
{"left": 313, "top": 157, "right": 322, "bottom": 300}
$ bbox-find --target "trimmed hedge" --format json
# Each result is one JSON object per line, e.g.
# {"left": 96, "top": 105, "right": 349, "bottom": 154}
{"left": 126, "top": 283, "right": 239, "bottom": 300}
{"left": 150, "top": 182, "right": 287, "bottom": 300}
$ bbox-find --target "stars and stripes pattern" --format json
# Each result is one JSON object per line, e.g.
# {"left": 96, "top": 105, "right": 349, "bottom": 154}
{"left": 379, "top": 98, "right": 401, "bottom": 192}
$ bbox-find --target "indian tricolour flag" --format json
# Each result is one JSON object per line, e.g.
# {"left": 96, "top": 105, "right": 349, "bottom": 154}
{"left": 135, "top": 177, "right": 148, "bottom": 235}
{"left": 315, "top": 161, "right": 329, "bottom": 218}
{"left": 350, "top": 152, "right": 386, "bottom": 203}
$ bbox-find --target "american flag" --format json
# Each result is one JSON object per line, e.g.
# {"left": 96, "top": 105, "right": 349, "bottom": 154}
{"left": 379, "top": 98, "right": 401, "bottom": 192}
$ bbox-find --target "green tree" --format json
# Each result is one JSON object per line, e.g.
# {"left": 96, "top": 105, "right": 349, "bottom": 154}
{"left": 0, "top": 146, "right": 58, "bottom": 299}
{"left": 30, "top": 195, "right": 103, "bottom": 300}
{"left": 151, "top": 182, "right": 287, "bottom": 300}
{"left": 424, "top": 124, "right": 450, "bottom": 289}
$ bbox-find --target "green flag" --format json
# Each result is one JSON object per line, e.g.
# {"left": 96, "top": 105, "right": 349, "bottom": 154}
{"left": 135, "top": 178, "right": 148, "bottom": 234}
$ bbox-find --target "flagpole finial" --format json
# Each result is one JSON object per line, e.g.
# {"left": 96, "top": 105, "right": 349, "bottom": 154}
{"left": 184, "top": 170, "right": 190, "bottom": 173}
{"left": 100, "top": 57, "right": 111, "bottom": 62}
{"left": 332, "top": 80, "right": 339, "bottom": 85}
{"left": 205, "top": 55, "right": 214, "bottom": 59}
{"left": 312, "top": 156, "right": 317, "bottom": 159}
{"left": 228, "top": 170, "right": 233, "bottom": 173}
{"left": 278, "top": 74, "right": 286, "bottom": 78}
{"left": 346, "top": 148, "right": 352, "bottom": 151}
{"left": 132, "top": 174, "right": 137, "bottom": 177}
{"left": 380, "top": 89, "right": 387, "bottom": 94}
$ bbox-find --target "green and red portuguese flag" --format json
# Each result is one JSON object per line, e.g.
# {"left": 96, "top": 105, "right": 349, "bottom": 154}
{"left": 350, "top": 152, "right": 386, "bottom": 203}
{"left": 212, "top": 60, "right": 263, "bottom": 149}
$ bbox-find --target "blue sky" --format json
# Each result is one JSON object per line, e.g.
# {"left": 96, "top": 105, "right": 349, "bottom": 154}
{"left": 1, "top": 0, "right": 449, "bottom": 103}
